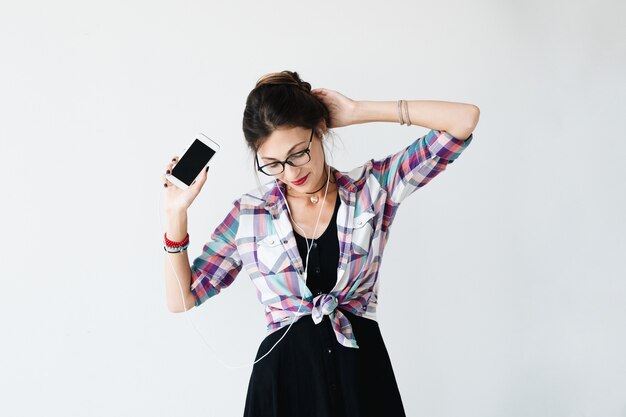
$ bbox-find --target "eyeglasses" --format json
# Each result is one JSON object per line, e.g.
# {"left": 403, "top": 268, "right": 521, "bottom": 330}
{"left": 256, "top": 128, "right": 314, "bottom": 176}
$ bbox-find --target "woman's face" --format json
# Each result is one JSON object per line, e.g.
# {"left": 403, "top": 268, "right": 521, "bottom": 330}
{"left": 256, "top": 126, "right": 326, "bottom": 193}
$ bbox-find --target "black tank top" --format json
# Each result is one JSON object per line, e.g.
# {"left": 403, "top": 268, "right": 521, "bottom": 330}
{"left": 293, "top": 194, "right": 341, "bottom": 296}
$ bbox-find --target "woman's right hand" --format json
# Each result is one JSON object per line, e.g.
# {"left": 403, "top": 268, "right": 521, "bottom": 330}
{"left": 161, "top": 156, "right": 210, "bottom": 213}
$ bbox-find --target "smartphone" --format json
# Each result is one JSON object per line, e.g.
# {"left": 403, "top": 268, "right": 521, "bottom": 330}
{"left": 166, "top": 133, "right": 220, "bottom": 190}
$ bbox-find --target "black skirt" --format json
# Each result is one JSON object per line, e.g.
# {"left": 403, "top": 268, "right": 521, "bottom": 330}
{"left": 243, "top": 309, "right": 406, "bottom": 417}
{"left": 243, "top": 194, "right": 406, "bottom": 416}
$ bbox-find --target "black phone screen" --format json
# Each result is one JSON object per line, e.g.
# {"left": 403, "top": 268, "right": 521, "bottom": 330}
{"left": 171, "top": 139, "right": 216, "bottom": 186}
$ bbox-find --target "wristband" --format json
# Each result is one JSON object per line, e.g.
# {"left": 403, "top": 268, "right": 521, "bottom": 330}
{"left": 164, "top": 242, "right": 189, "bottom": 253}
{"left": 164, "top": 232, "right": 189, "bottom": 247}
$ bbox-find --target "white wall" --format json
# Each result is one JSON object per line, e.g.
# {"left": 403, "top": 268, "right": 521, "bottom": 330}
{"left": 1, "top": 0, "right": 625, "bottom": 416}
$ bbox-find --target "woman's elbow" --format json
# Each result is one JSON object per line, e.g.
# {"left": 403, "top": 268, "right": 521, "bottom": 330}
{"left": 453, "top": 105, "right": 480, "bottom": 140}
{"left": 470, "top": 105, "right": 480, "bottom": 128}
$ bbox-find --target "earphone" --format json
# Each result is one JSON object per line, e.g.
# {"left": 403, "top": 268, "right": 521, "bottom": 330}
{"left": 159, "top": 162, "right": 332, "bottom": 369}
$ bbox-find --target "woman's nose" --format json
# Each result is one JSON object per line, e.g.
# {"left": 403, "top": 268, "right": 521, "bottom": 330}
{"left": 283, "top": 163, "right": 300, "bottom": 180}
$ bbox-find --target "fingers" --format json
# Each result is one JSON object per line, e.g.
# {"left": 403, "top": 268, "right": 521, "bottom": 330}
{"left": 162, "top": 156, "right": 179, "bottom": 188}
{"left": 312, "top": 89, "right": 331, "bottom": 104}
{"left": 313, "top": 88, "right": 334, "bottom": 98}
{"left": 191, "top": 165, "right": 210, "bottom": 187}
{"left": 161, "top": 156, "right": 209, "bottom": 189}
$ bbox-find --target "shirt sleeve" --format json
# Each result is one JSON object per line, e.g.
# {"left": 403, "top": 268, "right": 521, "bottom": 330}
{"left": 369, "top": 129, "right": 473, "bottom": 205}
{"left": 189, "top": 198, "right": 243, "bottom": 307}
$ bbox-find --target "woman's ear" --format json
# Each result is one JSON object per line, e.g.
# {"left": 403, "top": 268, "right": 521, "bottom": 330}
{"left": 316, "top": 119, "right": 328, "bottom": 139}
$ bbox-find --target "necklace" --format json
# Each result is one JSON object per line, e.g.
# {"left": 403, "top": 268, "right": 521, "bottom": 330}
{"left": 288, "top": 167, "right": 335, "bottom": 204}
{"left": 305, "top": 181, "right": 328, "bottom": 204}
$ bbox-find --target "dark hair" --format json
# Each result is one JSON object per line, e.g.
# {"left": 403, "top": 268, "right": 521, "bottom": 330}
{"left": 242, "top": 70, "right": 331, "bottom": 155}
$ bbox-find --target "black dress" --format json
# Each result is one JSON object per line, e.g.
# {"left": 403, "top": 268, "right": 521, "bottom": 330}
{"left": 243, "top": 194, "right": 406, "bottom": 417}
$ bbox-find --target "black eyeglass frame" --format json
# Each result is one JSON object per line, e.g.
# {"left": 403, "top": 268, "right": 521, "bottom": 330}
{"left": 255, "top": 128, "right": 315, "bottom": 176}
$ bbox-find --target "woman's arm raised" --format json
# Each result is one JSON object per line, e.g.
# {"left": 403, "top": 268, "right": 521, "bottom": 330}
{"left": 311, "top": 88, "right": 479, "bottom": 139}
{"left": 352, "top": 100, "right": 479, "bottom": 140}
{"left": 161, "top": 156, "right": 211, "bottom": 313}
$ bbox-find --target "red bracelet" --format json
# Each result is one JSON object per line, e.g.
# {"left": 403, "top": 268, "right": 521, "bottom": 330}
{"left": 164, "top": 232, "right": 189, "bottom": 248}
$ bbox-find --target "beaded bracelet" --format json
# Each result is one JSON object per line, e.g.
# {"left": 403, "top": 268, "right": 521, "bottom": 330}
{"left": 164, "top": 242, "right": 190, "bottom": 253}
{"left": 164, "top": 232, "right": 190, "bottom": 253}
{"left": 164, "top": 232, "right": 189, "bottom": 247}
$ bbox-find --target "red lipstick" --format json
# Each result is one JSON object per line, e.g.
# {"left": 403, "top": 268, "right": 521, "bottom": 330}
{"left": 292, "top": 173, "right": 309, "bottom": 186}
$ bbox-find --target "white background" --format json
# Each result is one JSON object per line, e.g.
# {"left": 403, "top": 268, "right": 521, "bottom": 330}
{"left": 1, "top": 0, "right": 625, "bottom": 416}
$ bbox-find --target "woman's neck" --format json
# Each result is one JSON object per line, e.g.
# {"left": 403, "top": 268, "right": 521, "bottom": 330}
{"left": 286, "top": 176, "right": 337, "bottom": 206}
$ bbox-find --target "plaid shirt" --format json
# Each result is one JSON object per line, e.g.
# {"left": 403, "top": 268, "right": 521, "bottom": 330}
{"left": 190, "top": 129, "right": 473, "bottom": 348}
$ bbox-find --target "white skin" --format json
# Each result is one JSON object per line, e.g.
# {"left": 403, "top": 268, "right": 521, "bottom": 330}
{"left": 159, "top": 86, "right": 477, "bottom": 313}
{"left": 256, "top": 125, "right": 340, "bottom": 239}
{"left": 161, "top": 87, "right": 478, "bottom": 214}
{"left": 161, "top": 88, "right": 356, "bottom": 217}
{"left": 257, "top": 126, "right": 331, "bottom": 195}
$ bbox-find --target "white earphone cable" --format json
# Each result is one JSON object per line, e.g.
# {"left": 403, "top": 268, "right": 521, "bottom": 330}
{"left": 158, "top": 162, "right": 332, "bottom": 369}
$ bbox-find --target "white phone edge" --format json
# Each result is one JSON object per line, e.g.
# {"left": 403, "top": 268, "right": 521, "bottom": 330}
{"left": 166, "top": 132, "right": 220, "bottom": 190}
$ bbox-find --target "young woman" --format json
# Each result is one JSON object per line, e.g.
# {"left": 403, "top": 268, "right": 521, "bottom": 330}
{"left": 161, "top": 70, "right": 479, "bottom": 417}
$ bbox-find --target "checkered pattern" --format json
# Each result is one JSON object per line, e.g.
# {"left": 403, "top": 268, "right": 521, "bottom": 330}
{"left": 190, "top": 129, "right": 473, "bottom": 348}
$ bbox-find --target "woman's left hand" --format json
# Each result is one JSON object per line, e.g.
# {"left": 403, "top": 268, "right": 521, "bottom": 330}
{"left": 311, "top": 88, "right": 357, "bottom": 128}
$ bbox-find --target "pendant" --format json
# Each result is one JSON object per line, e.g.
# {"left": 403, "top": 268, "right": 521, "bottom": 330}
{"left": 310, "top": 196, "right": 319, "bottom": 204}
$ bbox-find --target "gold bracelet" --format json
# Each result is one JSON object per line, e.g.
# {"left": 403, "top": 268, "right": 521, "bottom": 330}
{"left": 403, "top": 100, "right": 412, "bottom": 126}
{"left": 397, "top": 100, "right": 405, "bottom": 125}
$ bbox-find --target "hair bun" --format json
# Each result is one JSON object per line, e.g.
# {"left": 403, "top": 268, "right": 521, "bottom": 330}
{"left": 255, "top": 70, "right": 311, "bottom": 93}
